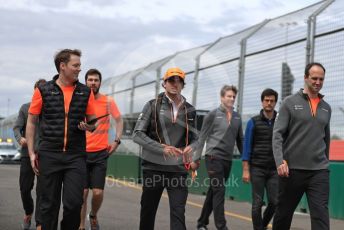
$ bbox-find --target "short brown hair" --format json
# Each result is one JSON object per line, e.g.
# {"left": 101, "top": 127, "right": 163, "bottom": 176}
{"left": 54, "top": 49, "right": 81, "bottom": 73}
{"left": 220, "top": 85, "right": 237, "bottom": 97}
{"left": 85, "top": 68, "right": 102, "bottom": 83}
{"left": 261, "top": 88, "right": 278, "bottom": 102}
{"left": 34, "top": 78, "right": 46, "bottom": 89}
{"left": 304, "top": 62, "right": 325, "bottom": 77}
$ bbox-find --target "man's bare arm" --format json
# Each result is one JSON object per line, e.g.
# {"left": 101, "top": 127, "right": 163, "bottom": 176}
{"left": 26, "top": 114, "right": 39, "bottom": 175}
{"left": 114, "top": 116, "right": 123, "bottom": 140}
{"left": 107, "top": 116, "right": 123, "bottom": 154}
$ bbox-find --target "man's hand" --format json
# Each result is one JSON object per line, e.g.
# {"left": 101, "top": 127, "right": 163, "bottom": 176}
{"left": 19, "top": 137, "right": 27, "bottom": 147}
{"left": 78, "top": 121, "right": 96, "bottom": 132}
{"left": 190, "top": 160, "right": 200, "bottom": 171}
{"left": 277, "top": 160, "right": 289, "bottom": 177}
{"left": 107, "top": 142, "right": 119, "bottom": 155}
{"left": 242, "top": 169, "right": 250, "bottom": 183}
{"left": 242, "top": 161, "right": 250, "bottom": 183}
{"left": 162, "top": 144, "right": 182, "bottom": 157}
{"left": 182, "top": 146, "right": 193, "bottom": 155}
{"left": 29, "top": 153, "right": 39, "bottom": 176}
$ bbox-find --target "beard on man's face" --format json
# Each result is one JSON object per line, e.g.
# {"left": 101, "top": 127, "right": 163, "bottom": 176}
{"left": 92, "top": 87, "right": 99, "bottom": 94}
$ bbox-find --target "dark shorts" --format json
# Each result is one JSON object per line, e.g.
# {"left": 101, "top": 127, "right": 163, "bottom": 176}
{"left": 85, "top": 149, "right": 109, "bottom": 190}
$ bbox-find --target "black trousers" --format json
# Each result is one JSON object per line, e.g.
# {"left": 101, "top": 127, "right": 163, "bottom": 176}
{"left": 250, "top": 165, "right": 278, "bottom": 230}
{"left": 19, "top": 157, "right": 35, "bottom": 215}
{"left": 140, "top": 170, "right": 188, "bottom": 230}
{"left": 197, "top": 156, "right": 232, "bottom": 230}
{"left": 19, "top": 157, "right": 41, "bottom": 225}
{"left": 38, "top": 150, "right": 86, "bottom": 230}
{"left": 272, "top": 169, "right": 329, "bottom": 230}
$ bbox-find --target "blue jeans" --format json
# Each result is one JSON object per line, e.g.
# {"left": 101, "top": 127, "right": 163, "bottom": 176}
{"left": 250, "top": 165, "right": 278, "bottom": 230}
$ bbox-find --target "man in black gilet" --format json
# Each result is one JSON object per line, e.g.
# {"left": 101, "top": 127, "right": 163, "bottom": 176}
{"left": 26, "top": 49, "right": 97, "bottom": 230}
{"left": 242, "top": 88, "right": 279, "bottom": 230}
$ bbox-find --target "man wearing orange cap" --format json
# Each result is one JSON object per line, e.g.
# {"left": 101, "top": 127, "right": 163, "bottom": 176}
{"left": 133, "top": 67, "right": 199, "bottom": 230}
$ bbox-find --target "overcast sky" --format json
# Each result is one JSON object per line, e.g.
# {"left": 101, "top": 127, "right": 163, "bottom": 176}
{"left": 0, "top": 0, "right": 320, "bottom": 117}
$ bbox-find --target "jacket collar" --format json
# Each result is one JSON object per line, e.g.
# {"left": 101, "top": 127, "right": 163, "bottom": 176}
{"left": 160, "top": 92, "right": 186, "bottom": 105}
{"left": 219, "top": 104, "right": 234, "bottom": 114}
{"left": 298, "top": 88, "right": 324, "bottom": 100}
{"left": 52, "top": 74, "right": 80, "bottom": 87}
{"left": 259, "top": 109, "right": 277, "bottom": 121}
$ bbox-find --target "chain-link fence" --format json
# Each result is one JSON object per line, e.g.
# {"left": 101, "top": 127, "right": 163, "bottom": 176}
{"left": 106, "top": 0, "right": 344, "bottom": 141}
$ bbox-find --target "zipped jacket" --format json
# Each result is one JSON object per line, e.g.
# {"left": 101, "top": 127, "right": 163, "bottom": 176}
{"left": 38, "top": 75, "right": 91, "bottom": 153}
{"left": 242, "top": 110, "right": 276, "bottom": 168}
{"left": 13, "top": 103, "right": 40, "bottom": 156}
{"left": 196, "top": 105, "right": 243, "bottom": 161}
{"left": 133, "top": 92, "right": 198, "bottom": 172}
{"left": 273, "top": 89, "right": 331, "bottom": 170}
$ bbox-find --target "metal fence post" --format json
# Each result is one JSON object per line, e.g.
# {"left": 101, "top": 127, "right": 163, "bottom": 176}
{"left": 306, "top": 0, "right": 335, "bottom": 65}
{"left": 237, "top": 19, "right": 270, "bottom": 114}
{"left": 192, "top": 38, "right": 222, "bottom": 107}
{"left": 156, "top": 67, "right": 161, "bottom": 98}
{"left": 129, "top": 76, "right": 136, "bottom": 116}
{"left": 192, "top": 56, "right": 200, "bottom": 106}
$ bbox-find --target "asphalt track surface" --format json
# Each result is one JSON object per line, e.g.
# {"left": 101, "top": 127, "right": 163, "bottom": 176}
{"left": 1, "top": 164, "right": 343, "bottom": 230}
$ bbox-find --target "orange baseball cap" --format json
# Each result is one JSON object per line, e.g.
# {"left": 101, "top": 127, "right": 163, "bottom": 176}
{"left": 163, "top": 67, "right": 185, "bottom": 81}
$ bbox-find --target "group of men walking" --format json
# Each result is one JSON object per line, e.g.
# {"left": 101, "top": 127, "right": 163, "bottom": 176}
{"left": 133, "top": 62, "right": 331, "bottom": 230}
{"left": 14, "top": 47, "right": 331, "bottom": 230}
{"left": 14, "top": 49, "right": 123, "bottom": 230}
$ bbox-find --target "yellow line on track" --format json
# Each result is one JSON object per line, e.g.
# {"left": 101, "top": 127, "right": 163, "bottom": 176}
{"left": 106, "top": 177, "right": 272, "bottom": 228}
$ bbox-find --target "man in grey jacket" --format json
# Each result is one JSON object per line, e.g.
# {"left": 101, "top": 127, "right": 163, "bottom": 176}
{"left": 272, "top": 62, "right": 331, "bottom": 230}
{"left": 13, "top": 79, "right": 46, "bottom": 230}
{"left": 133, "top": 67, "right": 199, "bottom": 230}
{"left": 197, "top": 85, "right": 243, "bottom": 230}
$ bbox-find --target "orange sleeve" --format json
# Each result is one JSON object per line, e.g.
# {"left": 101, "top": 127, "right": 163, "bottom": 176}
{"left": 109, "top": 97, "right": 121, "bottom": 119}
{"left": 28, "top": 88, "right": 42, "bottom": 115}
{"left": 86, "top": 91, "right": 96, "bottom": 115}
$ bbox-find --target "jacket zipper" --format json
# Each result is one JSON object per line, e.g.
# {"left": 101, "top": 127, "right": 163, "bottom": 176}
{"left": 63, "top": 112, "right": 68, "bottom": 152}
{"left": 170, "top": 103, "right": 177, "bottom": 123}
{"left": 307, "top": 97, "right": 320, "bottom": 117}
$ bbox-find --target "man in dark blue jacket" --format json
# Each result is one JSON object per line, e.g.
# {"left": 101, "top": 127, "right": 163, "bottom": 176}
{"left": 242, "top": 88, "right": 278, "bottom": 230}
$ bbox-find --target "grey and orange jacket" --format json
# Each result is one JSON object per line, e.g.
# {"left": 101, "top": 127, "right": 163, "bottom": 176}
{"left": 273, "top": 89, "right": 331, "bottom": 170}
{"left": 133, "top": 92, "right": 198, "bottom": 172}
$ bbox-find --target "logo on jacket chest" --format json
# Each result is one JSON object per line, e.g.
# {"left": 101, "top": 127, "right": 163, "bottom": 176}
{"left": 293, "top": 105, "right": 303, "bottom": 110}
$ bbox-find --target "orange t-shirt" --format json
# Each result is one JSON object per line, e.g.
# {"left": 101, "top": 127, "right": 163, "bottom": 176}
{"left": 29, "top": 85, "right": 96, "bottom": 151}
{"left": 29, "top": 86, "right": 95, "bottom": 115}
{"left": 309, "top": 97, "right": 320, "bottom": 116}
{"left": 86, "top": 94, "right": 121, "bottom": 152}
